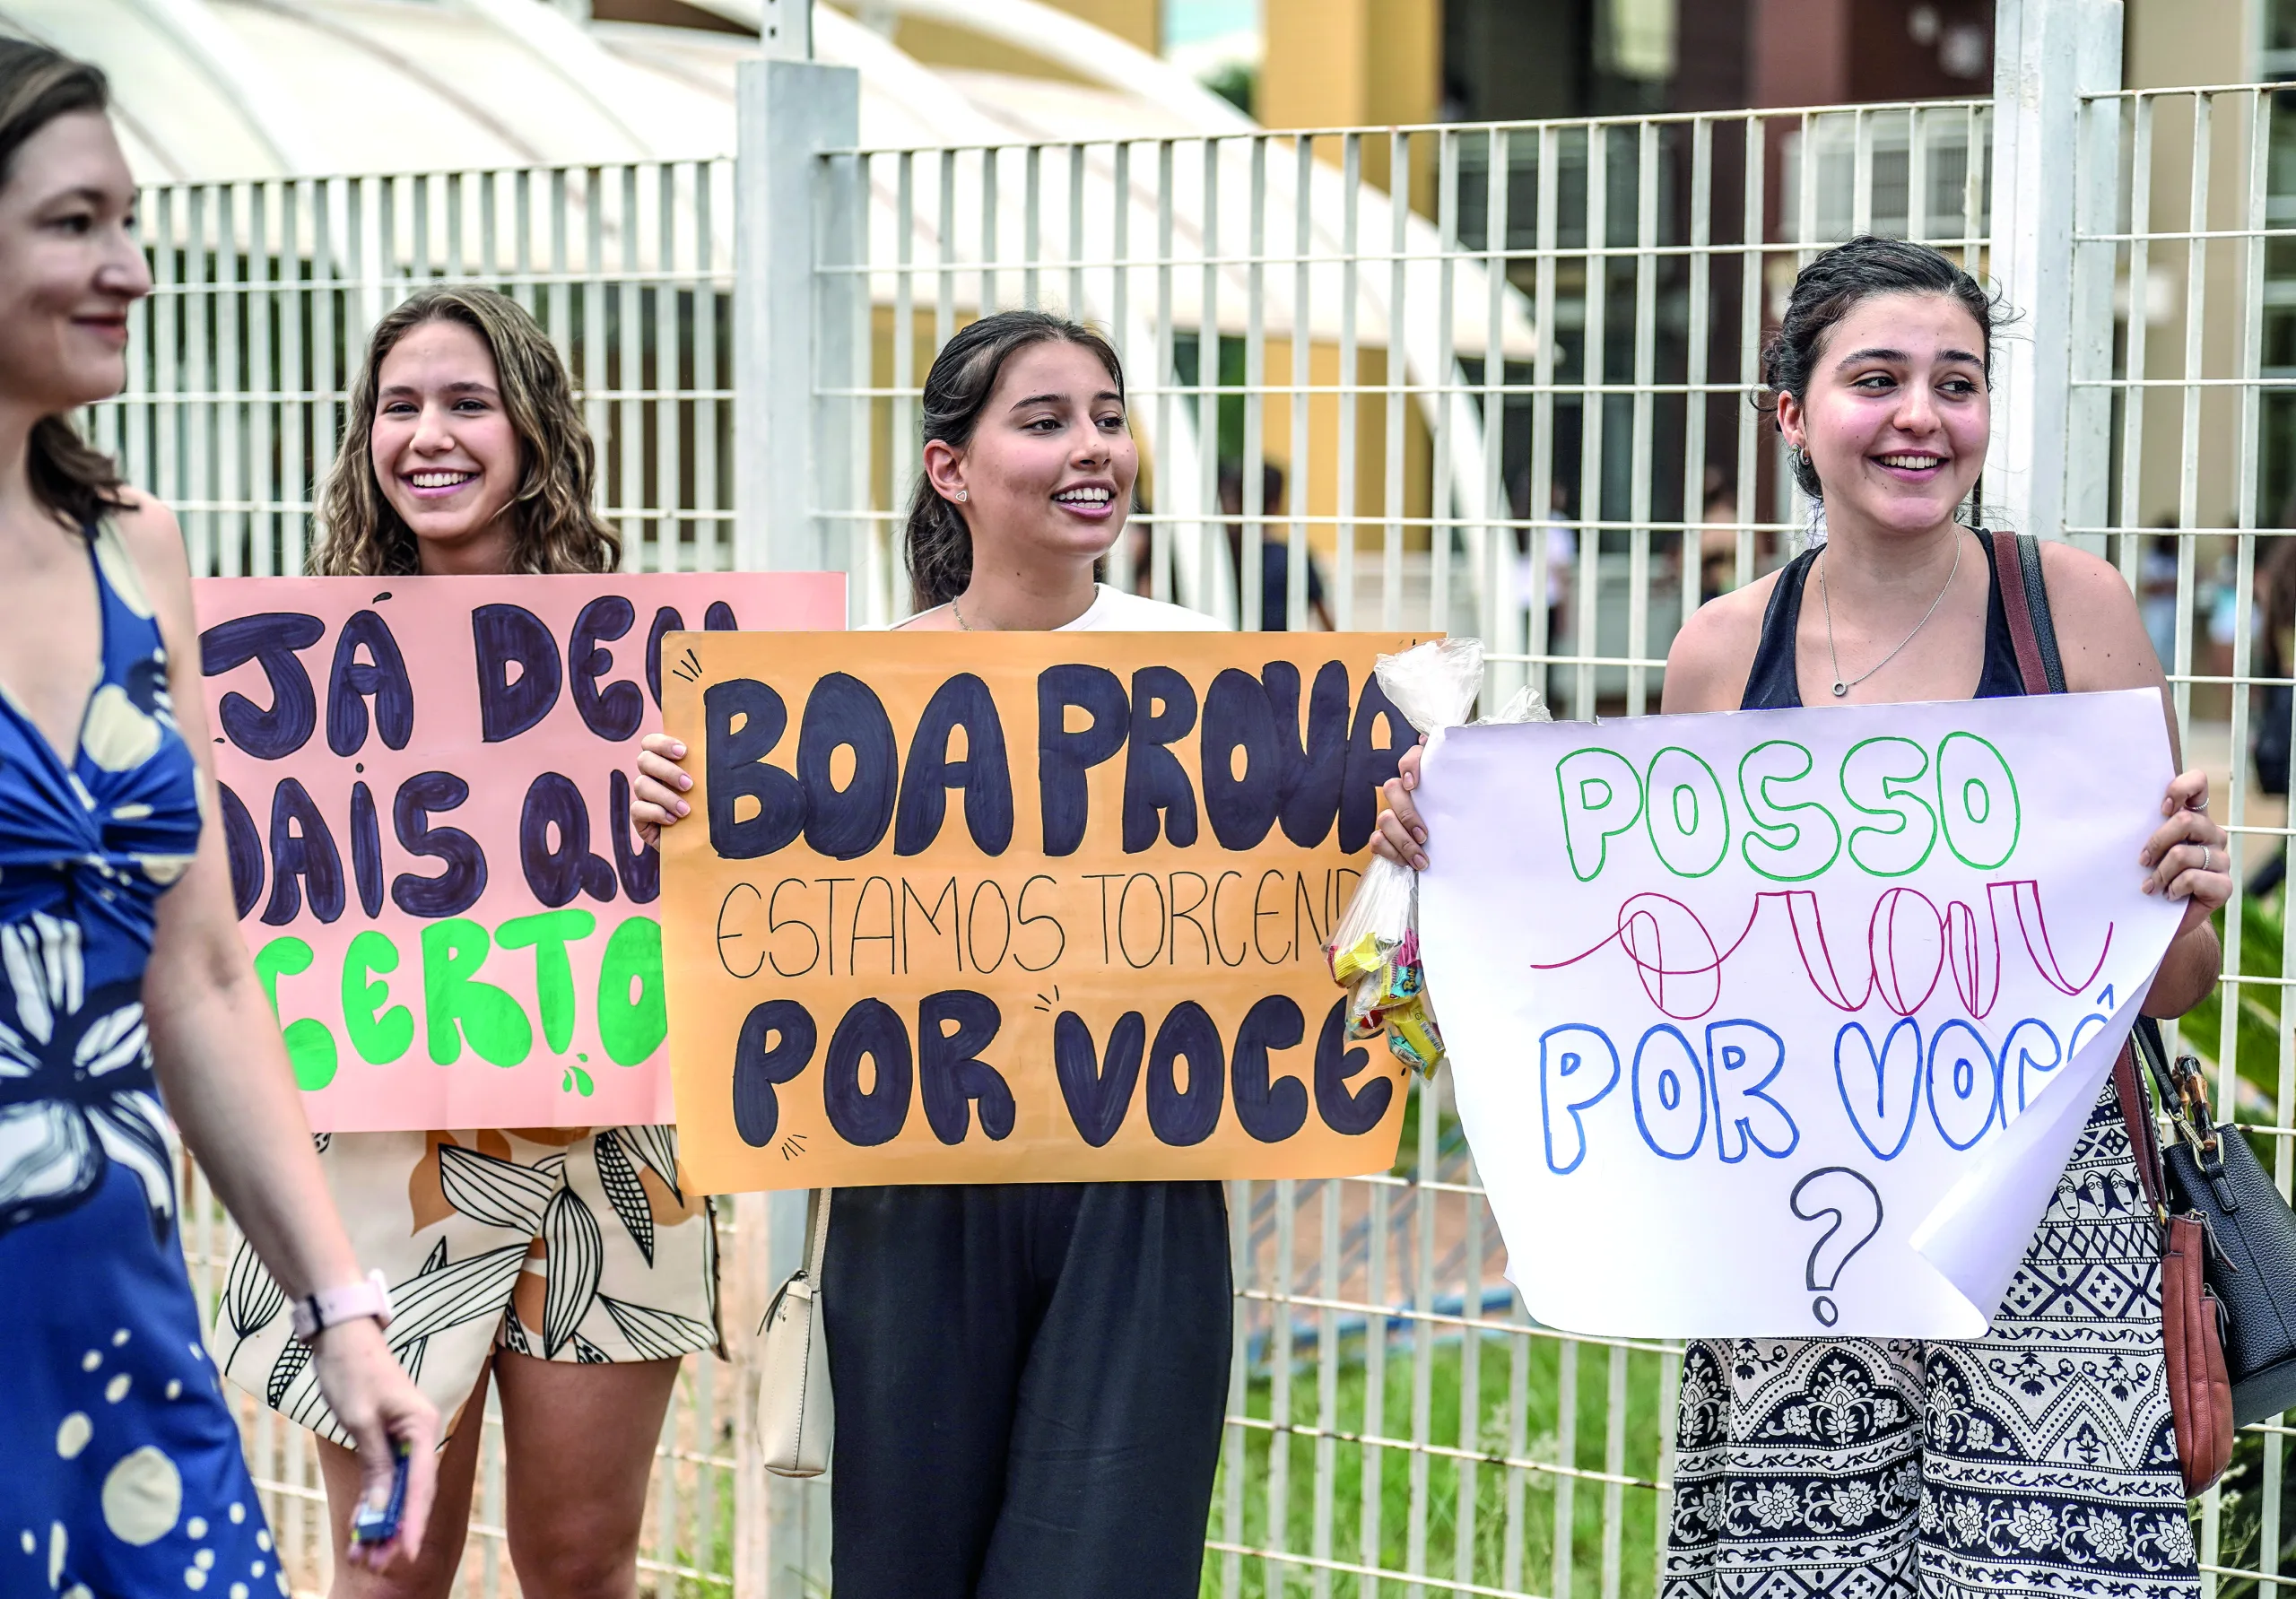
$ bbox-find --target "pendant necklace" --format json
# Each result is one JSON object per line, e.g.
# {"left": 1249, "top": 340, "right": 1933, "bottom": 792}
{"left": 1818, "top": 533, "right": 1961, "bottom": 699}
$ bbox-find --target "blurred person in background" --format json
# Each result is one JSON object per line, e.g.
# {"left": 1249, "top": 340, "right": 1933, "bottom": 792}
{"left": 2139, "top": 526, "right": 2183, "bottom": 679}
{"left": 1696, "top": 465, "right": 1742, "bottom": 604}
{"left": 1222, "top": 460, "right": 1332, "bottom": 630}
{"left": 2248, "top": 530, "right": 2296, "bottom": 896}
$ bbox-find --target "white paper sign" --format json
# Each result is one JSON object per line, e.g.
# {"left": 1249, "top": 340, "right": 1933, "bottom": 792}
{"left": 1417, "top": 689, "right": 2183, "bottom": 1339}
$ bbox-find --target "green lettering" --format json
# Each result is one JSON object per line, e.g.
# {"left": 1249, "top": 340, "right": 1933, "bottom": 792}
{"left": 1737, "top": 739, "right": 1842, "bottom": 882}
{"left": 253, "top": 935, "right": 338, "bottom": 1091}
{"left": 1642, "top": 746, "right": 1730, "bottom": 878}
{"left": 1840, "top": 736, "right": 1937, "bottom": 877}
{"left": 421, "top": 917, "right": 532, "bottom": 1067}
{"left": 1936, "top": 731, "right": 2021, "bottom": 869}
{"left": 597, "top": 917, "right": 667, "bottom": 1067}
{"left": 341, "top": 929, "right": 413, "bottom": 1065}
{"left": 497, "top": 909, "right": 597, "bottom": 1054}
{"left": 1555, "top": 748, "right": 1644, "bottom": 882}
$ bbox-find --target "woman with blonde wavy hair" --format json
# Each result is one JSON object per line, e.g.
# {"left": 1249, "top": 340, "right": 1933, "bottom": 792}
{"left": 218, "top": 286, "right": 718, "bottom": 1599}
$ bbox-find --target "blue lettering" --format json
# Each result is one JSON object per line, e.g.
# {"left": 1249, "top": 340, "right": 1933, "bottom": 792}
{"left": 1832, "top": 1016, "right": 1923, "bottom": 1161}
{"left": 1631, "top": 1024, "right": 1707, "bottom": 1160}
{"left": 1538, "top": 1024, "right": 1620, "bottom": 1175}
{"left": 1705, "top": 1020, "right": 1798, "bottom": 1162}
{"left": 1926, "top": 1019, "right": 1999, "bottom": 1150}
{"left": 2003, "top": 1018, "right": 2063, "bottom": 1114}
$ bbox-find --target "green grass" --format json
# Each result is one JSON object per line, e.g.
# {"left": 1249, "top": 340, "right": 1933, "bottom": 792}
{"left": 1205, "top": 1332, "right": 1672, "bottom": 1599}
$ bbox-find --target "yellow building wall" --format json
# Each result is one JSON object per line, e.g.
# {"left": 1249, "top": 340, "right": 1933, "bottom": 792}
{"left": 1044, "top": 0, "right": 1160, "bottom": 52}
{"left": 2122, "top": 0, "right": 2253, "bottom": 535}
{"left": 889, "top": 0, "right": 1160, "bottom": 79}
{"left": 1259, "top": 0, "right": 1441, "bottom": 204}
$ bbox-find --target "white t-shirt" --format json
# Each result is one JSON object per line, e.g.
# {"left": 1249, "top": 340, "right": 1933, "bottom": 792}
{"left": 1059, "top": 583, "right": 1230, "bottom": 633}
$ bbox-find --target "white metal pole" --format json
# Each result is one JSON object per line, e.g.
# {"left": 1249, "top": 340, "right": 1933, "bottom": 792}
{"left": 730, "top": 40, "right": 853, "bottom": 1599}
{"left": 1986, "top": 0, "right": 2123, "bottom": 541}
{"left": 733, "top": 56, "right": 860, "bottom": 582}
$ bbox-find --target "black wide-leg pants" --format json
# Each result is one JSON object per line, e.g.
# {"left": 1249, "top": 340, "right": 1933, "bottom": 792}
{"left": 820, "top": 1179, "right": 1232, "bottom": 1599}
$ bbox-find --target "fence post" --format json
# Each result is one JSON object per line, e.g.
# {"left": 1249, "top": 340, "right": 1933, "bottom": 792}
{"left": 731, "top": 48, "right": 856, "bottom": 1599}
{"left": 734, "top": 56, "right": 861, "bottom": 593}
{"left": 1985, "top": 0, "right": 2123, "bottom": 543}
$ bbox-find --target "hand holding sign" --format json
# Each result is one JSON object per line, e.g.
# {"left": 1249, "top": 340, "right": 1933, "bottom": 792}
{"left": 1416, "top": 690, "right": 2184, "bottom": 1338}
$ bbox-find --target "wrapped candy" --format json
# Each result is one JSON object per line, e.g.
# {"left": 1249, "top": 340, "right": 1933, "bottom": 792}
{"left": 1324, "top": 639, "right": 1548, "bottom": 1076}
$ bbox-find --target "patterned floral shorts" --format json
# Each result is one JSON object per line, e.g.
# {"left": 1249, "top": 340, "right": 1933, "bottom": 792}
{"left": 214, "top": 1127, "right": 719, "bottom": 1445}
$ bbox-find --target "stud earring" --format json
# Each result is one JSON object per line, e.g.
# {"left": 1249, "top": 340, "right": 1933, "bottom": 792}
{"left": 954, "top": 490, "right": 968, "bottom": 502}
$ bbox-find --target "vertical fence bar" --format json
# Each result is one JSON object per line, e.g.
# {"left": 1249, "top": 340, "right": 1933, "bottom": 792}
{"left": 1574, "top": 124, "right": 1608, "bottom": 724}
{"left": 1244, "top": 134, "right": 1268, "bottom": 634}
{"left": 1382, "top": 130, "right": 1409, "bottom": 630}
{"left": 1625, "top": 123, "right": 1658, "bottom": 717}
{"left": 1430, "top": 128, "right": 1458, "bottom": 639}
{"left": 1200, "top": 135, "right": 1223, "bottom": 622}
{"left": 1735, "top": 117, "right": 1765, "bottom": 590}
{"left": 1531, "top": 126, "right": 1559, "bottom": 697}
{"left": 1336, "top": 134, "right": 1361, "bottom": 631}
{"left": 1291, "top": 134, "right": 1315, "bottom": 643}
{"left": 1154, "top": 139, "right": 1177, "bottom": 604}
{"left": 1483, "top": 126, "right": 1516, "bottom": 708}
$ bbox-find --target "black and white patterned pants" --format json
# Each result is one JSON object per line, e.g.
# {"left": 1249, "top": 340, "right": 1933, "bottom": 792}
{"left": 1664, "top": 1077, "right": 2200, "bottom": 1599}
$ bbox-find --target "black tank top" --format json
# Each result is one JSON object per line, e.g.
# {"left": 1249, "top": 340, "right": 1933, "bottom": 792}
{"left": 1739, "top": 533, "right": 2028, "bottom": 710}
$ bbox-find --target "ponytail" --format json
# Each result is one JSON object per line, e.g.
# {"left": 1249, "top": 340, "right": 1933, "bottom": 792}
{"left": 905, "top": 484, "right": 973, "bottom": 609}
{"left": 903, "top": 309, "right": 1126, "bottom": 613}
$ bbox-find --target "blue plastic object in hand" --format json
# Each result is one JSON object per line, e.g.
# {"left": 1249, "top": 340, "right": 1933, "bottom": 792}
{"left": 350, "top": 1442, "right": 411, "bottom": 1546}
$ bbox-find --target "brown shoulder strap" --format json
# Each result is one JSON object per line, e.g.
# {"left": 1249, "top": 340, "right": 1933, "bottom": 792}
{"left": 2114, "top": 1046, "right": 2170, "bottom": 1219}
{"left": 1987, "top": 529, "right": 2058, "bottom": 696}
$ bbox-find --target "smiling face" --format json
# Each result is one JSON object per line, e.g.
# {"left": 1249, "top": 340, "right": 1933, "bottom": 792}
{"left": 0, "top": 109, "right": 149, "bottom": 416}
{"left": 370, "top": 317, "right": 523, "bottom": 575}
{"left": 926, "top": 338, "right": 1137, "bottom": 580}
{"left": 1777, "top": 291, "right": 1989, "bottom": 541}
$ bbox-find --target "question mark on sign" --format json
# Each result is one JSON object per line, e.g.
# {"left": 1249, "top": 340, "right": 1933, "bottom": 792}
{"left": 1788, "top": 1167, "right": 1884, "bottom": 1328}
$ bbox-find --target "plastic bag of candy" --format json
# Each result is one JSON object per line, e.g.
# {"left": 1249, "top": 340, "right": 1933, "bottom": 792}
{"left": 1324, "top": 639, "right": 1549, "bottom": 1075}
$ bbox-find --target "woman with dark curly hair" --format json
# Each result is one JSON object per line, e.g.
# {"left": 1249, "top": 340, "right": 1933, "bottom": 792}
{"left": 1378, "top": 237, "right": 2225, "bottom": 1595}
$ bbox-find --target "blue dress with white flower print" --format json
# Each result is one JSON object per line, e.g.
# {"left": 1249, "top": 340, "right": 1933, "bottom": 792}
{"left": 0, "top": 522, "right": 283, "bottom": 1597}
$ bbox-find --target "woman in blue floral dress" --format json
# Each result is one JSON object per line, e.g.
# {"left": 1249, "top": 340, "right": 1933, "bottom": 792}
{"left": 0, "top": 40, "right": 439, "bottom": 1595}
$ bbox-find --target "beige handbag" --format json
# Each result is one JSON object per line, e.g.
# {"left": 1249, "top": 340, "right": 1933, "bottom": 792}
{"left": 754, "top": 1188, "right": 833, "bottom": 1478}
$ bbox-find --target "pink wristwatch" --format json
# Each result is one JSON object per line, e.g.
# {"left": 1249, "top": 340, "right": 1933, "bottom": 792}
{"left": 291, "top": 1269, "right": 395, "bottom": 1343}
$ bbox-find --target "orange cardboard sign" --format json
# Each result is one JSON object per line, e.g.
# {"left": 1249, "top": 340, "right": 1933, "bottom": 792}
{"left": 660, "top": 630, "right": 1422, "bottom": 1190}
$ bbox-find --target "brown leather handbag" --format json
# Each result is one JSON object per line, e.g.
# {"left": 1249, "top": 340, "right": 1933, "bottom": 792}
{"left": 2114, "top": 1036, "right": 2235, "bottom": 1495}
{"left": 1988, "top": 530, "right": 2235, "bottom": 1497}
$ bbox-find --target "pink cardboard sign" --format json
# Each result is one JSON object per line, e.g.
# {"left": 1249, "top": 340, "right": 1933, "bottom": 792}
{"left": 194, "top": 573, "right": 846, "bottom": 1132}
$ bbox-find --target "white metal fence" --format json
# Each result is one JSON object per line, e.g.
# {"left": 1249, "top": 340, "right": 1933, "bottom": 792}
{"left": 105, "top": 5, "right": 2296, "bottom": 1594}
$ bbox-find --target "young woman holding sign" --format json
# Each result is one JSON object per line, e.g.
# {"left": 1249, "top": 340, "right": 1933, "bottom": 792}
{"left": 631, "top": 309, "right": 1232, "bottom": 1599}
{"left": 1378, "top": 238, "right": 2228, "bottom": 1592}
{"left": 0, "top": 40, "right": 441, "bottom": 1592}
{"left": 214, "top": 287, "right": 720, "bottom": 1599}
